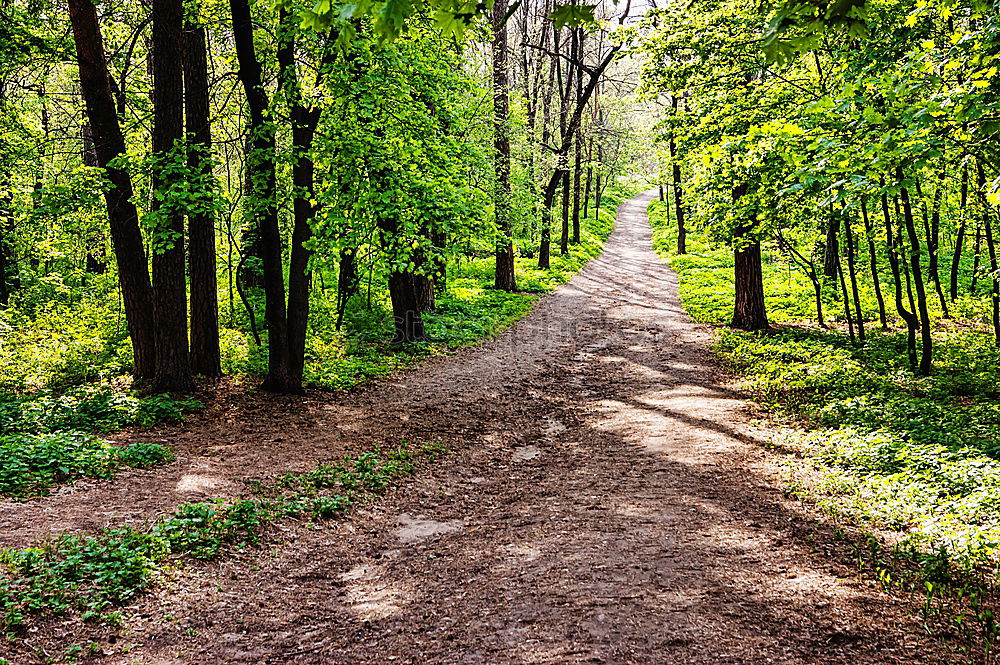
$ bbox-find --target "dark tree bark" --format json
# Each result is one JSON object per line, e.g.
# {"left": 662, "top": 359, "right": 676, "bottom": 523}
{"left": 977, "top": 162, "right": 1000, "bottom": 346}
{"left": 843, "top": 209, "right": 865, "bottom": 343}
{"left": 583, "top": 139, "right": 592, "bottom": 219}
{"left": 557, "top": 28, "right": 572, "bottom": 257}
{"left": 823, "top": 215, "right": 840, "bottom": 279}
{"left": 386, "top": 269, "right": 427, "bottom": 343}
{"left": 669, "top": 95, "right": 686, "bottom": 254}
{"left": 972, "top": 221, "right": 983, "bottom": 295}
{"left": 183, "top": 16, "right": 221, "bottom": 377}
{"left": 537, "top": 17, "right": 555, "bottom": 267}
{"left": 538, "top": 167, "right": 563, "bottom": 269}
{"left": 82, "top": 123, "right": 107, "bottom": 276}
{"left": 571, "top": 129, "right": 583, "bottom": 244}
{"left": 492, "top": 0, "right": 517, "bottom": 291}
{"left": 950, "top": 166, "right": 969, "bottom": 301}
{"left": 836, "top": 242, "right": 856, "bottom": 345}
{"left": 860, "top": 197, "right": 888, "bottom": 329}
{"left": 151, "top": 0, "right": 193, "bottom": 392}
{"left": 731, "top": 184, "right": 768, "bottom": 331}
{"left": 539, "top": 34, "right": 619, "bottom": 266}
{"left": 560, "top": 163, "right": 570, "bottom": 255}
{"left": 230, "top": 0, "right": 292, "bottom": 391}
{"left": 570, "top": 29, "right": 584, "bottom": 245}
{"left": 277, "top": 10, "right": 328, "bottom": 389}
{"left": 0, "top": 189, "right": 13, "bottom": 307}
{"left": 68, "top": 0, "right": 157, "bottom": 382}
{"left": 881, "top": 186, "right": 918, "bottom": 369}
{"left": 335, "top": 246, "right": 359, "bottom": 330}
{"left": 415, "top": 274, "right": 435, "bottom": 312}
{"left": 897, "top": 165, "right": 933, "bottom": 375}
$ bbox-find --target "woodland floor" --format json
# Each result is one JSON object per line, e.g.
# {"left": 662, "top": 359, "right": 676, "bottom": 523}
{"left": 1, "top": 192, "right": 969, "bottom": 664}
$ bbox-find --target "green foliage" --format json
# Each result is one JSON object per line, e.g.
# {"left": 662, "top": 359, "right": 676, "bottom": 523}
{"left": 0, "top": 387, "right": 201, "bottom": 435}
{"left": 661, "top": 193, "right": 1000, "bottom": 648}
{"left": 0, "top": 388, "right": 196, "bottom": 497}
{"left": 0, "top": 435, "right": 175, "bottom": 498}
{"left": 692, "top": 290, "right": 1000, "bottom": 573}
{"left": 0, "top": 442, "right": 443, "bottom": 636}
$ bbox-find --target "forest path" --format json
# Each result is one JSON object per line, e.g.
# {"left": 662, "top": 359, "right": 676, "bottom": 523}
{"left": 13, "top": 193, "right": 956, "bottom": 663}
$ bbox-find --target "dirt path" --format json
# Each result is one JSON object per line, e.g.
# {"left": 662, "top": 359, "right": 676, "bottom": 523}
{"left": 6, "top": 192, "right": 961, "bottom": 664}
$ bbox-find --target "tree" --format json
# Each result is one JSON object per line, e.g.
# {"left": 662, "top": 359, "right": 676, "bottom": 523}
{"left": 68, "top": 0, "right": 157, "bottom": 383}
{"left": 150, "top": 0, "right": 193, "bottom": 392}
{"left": 493, "top": 0, "right": 517, "bottom": 292}
{"left": 184, "top": 8, "right": 222, "bottom": 377}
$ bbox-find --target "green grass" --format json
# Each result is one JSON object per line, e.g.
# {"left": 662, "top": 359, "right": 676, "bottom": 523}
{"left": 0, "top": 441, "right": 444, "bottom": 639}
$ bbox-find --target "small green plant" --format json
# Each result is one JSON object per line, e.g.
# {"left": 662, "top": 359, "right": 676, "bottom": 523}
{"left": 0, "top": 441, "right": 446, "bottom": 639}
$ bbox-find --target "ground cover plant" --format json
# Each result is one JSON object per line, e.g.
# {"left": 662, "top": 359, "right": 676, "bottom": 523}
{"left": 650, "top": 195, "right": 1000, "bottom": 653}
{"left": 0, "top": 441, "right": 444, "bottom": 642}
{"left": 0, "top": 388, "right": 198, "bottom": 498}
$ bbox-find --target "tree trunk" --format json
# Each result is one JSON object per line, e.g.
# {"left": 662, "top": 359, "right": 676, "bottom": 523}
{"left": 843, "top": 209, "right": 865, "bottom": 343}
{"left": 415, "top": 274, "right": 435, "bottom": 312}
{"left": 972, "top": 222, "right": 983, "bottom": 295}
{"left": 594, "top": 143, "right": 603, "bottom": 219}
{"left": 732, "top": 234, "right": 769, "bottom": 331}
{"left": 0, "top": 156, "right": 14, "bottom": 306}
{"left": 151, "top": 0, "right": 193, "bottom": 392}
{"left": 183, "top": 16, "right": 221, "bottom": 377}
{"left": 335, "top": 246, "right": 358, "bottom": 330}
{"left": 570, "top": 29, "right": 584, "bottom": 245}
{"left": 571, "top": 129, "right": 583, "bottom": 244}
{"left": 731, "top": 185, "right": 768, "bottom": 331}
{"left": 836, "top": 244, "right": 856, "bottom": 345}
{"left": 880, "top": 187, "right": 917, "bottom": 367}
{"left": 823, "top": 215, "right": 840, "bottom": 279}
{"left": 897, "top": 165, "right": 933, "bottom": 375}
{"left": 82, "top": 122, "right": 107, "bottom": 276}
{"left": 560, "top": 166, "right": 570, "bottom": 255}
{"left": 278, "top": 10, "right": 327, "bottom": 391}
{"left": 860, "top": 198, "right": 887, "bottom": 329}
{"left": 68, "top": 0, "right": 157, "bottom": 382}
{"left": 978, "top": 162, "right": 1000, "bottom": 346}
{"left": 950, "top": 166, "right": 968, "bottom": 302}
{"left": 538, "top": 168, "right": 562, "bottom": 269}
{"left": 230, "top": 0, "right": 292, "bottom": 392}
{"left": 669, "top": 96, "right": 686, "bottom": 255}
{"left": 388, "top": 271, "right": 427, "bottom": 343}
{"left": 492, "top": 0, "right": 517, "bottom": 291}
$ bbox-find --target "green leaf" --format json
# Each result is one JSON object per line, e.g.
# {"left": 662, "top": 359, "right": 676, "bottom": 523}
{"left": 548, "top": 3, "right": 597, "bottom": 29}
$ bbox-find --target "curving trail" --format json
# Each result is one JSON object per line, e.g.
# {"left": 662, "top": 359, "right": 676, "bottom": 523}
{"left": 7, "top": 193, "right": 960, "bottom": 664}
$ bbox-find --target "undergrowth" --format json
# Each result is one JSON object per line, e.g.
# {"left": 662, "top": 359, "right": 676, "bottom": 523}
{"left": 0, "top": 441, "right": 446, "bottom": 640}
{"left": 649, "top": 196, "right": 1000, "bottom": 656}
{"left": 0, "top": 387, "right": 199, "bottom": 498}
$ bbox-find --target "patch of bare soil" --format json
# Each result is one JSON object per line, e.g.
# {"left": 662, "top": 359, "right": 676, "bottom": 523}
{"left": 3, "top": 192, "right": 965, "bottom": 664}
